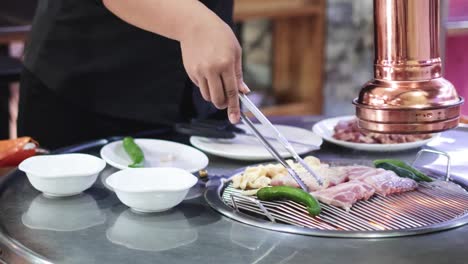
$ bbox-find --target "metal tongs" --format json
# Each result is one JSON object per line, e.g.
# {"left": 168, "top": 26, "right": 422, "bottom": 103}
{"left": 238, "top": 94, "right": 323, "bottom": 192}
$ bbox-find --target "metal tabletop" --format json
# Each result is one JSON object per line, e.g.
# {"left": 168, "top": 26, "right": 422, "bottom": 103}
{"left": 1, "top": 116, "right": 467, "bottom": 264}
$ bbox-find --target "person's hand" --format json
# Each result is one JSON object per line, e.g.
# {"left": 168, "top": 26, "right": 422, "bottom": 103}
{"left": 180, "top": 16, "right": 250, "bottom": 124}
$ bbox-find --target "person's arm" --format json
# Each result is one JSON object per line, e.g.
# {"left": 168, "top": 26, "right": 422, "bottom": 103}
{"left": 102, "top": 0, "right": 249, "bottom": 123}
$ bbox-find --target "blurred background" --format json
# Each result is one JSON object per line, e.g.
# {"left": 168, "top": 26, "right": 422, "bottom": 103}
{"left": 1, "top": 0, "right": 467, "bottom": 140}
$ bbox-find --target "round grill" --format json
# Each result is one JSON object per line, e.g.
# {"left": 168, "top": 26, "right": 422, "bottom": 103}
{"left": 205, "top": 166, "right": 468, "bottom": 238}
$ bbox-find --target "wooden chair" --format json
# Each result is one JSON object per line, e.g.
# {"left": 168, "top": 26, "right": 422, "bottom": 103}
{"left": 234, "top": 0, "right": 326, "bottom": 116}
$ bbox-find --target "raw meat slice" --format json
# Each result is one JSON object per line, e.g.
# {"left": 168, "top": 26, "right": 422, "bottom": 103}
{"left": 345, "top": 166, "right": 418, "bottom": 196}
{"left": 321, "top": 167, "right": 349, "bottom": 186}
{"left": 270, "top": 172, "right": 328, "bottom": 192}
{"left": 346, "top": 166, "right": 386, "bottom": 181}
{"left": 311, "top": 181, "right": 375, "bottom": 211}
{"left": 270, "top": 166, "right": 348, "bottom": 191}
{"left": 332, "top": 118, "right": 432, "bottom": 144}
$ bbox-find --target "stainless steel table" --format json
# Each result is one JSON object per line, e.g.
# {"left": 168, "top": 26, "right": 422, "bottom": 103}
{"left": 1, "top": 116, "right": 467, "bottom": 264}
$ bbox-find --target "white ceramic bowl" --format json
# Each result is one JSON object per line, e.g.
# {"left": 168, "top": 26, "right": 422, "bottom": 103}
{"left": 19, "top": 154, "right": 106, "bottom": 197}
{"left": 106, "top": 168, "right": 198, "bottom": 213}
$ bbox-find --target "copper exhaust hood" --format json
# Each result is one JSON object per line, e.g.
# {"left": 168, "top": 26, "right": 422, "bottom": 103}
{"left": 353, "top": 0, "right": 464, "bottom": 134}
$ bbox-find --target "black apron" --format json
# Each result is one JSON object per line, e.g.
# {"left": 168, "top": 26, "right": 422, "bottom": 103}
{"left": 19, "top": 0, "right": 233, "bottom": 148}
{"left": 23, "top": 0, "right": 233, "bottom": 124}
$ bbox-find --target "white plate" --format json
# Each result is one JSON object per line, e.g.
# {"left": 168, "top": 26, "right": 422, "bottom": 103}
{"left": 100, "top": 139, "right": 209, "bottom": 173}
{"left": 312, "top": 115, "right": 439, "bottom": 152}
{"left": 190, "top": 124, "right": 322, "bottom": 161}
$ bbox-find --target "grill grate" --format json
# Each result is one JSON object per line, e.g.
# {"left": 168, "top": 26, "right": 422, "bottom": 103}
{"left": 221, "top": 181, "right": 468, "bottom": 232}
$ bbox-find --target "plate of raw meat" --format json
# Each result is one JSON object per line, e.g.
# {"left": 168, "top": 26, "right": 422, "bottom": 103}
{"left": 312, "top": 116, "right": 439, "bottom": 152}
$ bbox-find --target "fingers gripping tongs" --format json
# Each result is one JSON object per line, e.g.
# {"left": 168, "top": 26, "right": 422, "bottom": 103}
{"left": 238, "top": 94, "right": 323, "bottom": 192}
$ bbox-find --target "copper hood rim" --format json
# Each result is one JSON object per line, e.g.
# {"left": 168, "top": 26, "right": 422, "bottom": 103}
{"left": 353, "top": 97, "right": 465, "bottom": 111}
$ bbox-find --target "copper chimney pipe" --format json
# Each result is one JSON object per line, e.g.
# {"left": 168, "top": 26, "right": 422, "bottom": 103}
{"left": 353, "top": 0, "right": 464, "bottom": 134}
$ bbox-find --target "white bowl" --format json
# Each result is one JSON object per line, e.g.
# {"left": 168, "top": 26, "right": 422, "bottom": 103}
{"left": 19, "top": 154, "right": 106, "bottom": 197}
{"left": 22, "top": 193, "right": 106, "bottom": 231}
{"left": 106, "top": 168, "right": 198, "bottom": 213}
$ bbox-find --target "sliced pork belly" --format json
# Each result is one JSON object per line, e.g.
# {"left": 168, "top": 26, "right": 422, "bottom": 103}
{"left": 270, "top": 166, "right": 348, "bottom": 191}
{"left": 311, "top": 181, "right": 375, "bottom": 211}
{"left": 347, "top": 167, "right": 418, "bottom": 196}
{"left": 344, "top": 166, "right": 383, "bottom": 180}
{"left": 323, "top": 167, "right": 349, "bottom": 186}
{"left": 271, "top": 172, "right": 328, "bottom": 192}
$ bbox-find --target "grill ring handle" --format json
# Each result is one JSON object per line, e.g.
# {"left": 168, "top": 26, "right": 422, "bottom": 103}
{"left": 412, "top": 149, "right": 451, "bottom": 181}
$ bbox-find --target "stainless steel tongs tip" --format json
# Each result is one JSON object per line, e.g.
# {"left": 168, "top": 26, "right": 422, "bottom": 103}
{"left": 238, "top": 94, "right": 324, "bottom": 192}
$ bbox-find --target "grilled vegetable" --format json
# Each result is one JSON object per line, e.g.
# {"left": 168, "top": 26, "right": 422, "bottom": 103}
{"left": 373, "top": 159, "right": 432, "bottom": 182}
{"left": 375, "top": 162, "right": 421, "bottom": 182}
{"left": 123, "top": 137, "right": 144, "bottom": 168}
{"left": 256, "top": 186, "right": 321, "bottom": 216}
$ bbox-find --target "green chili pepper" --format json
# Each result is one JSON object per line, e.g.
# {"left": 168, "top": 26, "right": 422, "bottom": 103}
{"left": 256, "top": 186, "right": 321, "bottom": 216}
{"left": 374, "top": 159, "right": 433, "bottom": 182}
{"left": 122, "top": 137, "right": 144, "bottom": 168}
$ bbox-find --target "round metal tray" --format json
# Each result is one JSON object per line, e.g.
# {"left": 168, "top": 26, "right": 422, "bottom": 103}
{"left": 1, "top": 117, "right": 467, "bottom": 264}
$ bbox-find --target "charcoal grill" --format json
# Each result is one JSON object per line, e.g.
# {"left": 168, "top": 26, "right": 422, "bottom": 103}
{"left": 205, "top": 155, "right": 468, "bottom": 238}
